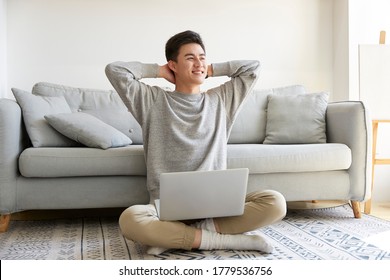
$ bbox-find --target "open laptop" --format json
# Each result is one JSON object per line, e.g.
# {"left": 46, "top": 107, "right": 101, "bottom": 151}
{"left": 154, "top": 168, "right": 249, "bottom": 221}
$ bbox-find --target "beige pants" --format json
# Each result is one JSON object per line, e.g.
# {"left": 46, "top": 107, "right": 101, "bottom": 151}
{"left": 119, "top": 190, "right": 287, "bottom": 250}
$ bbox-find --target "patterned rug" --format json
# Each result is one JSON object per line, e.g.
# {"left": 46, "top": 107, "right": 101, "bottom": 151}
{"left": 1, "top": 204, "right": 390, "bottom": 260}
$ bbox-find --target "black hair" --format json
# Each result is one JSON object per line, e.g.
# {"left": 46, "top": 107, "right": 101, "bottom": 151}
{"left": 165, "top": 30, "right": 206, "bottom": 62}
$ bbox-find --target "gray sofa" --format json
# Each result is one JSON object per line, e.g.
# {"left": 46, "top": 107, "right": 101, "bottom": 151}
{"left": 0, "top": 82, "right": 372, "bottom": 231}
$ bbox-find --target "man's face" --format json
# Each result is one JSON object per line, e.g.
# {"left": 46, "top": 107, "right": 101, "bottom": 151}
{"left": 169, "top": 43, "right": 207, "bottom": 87}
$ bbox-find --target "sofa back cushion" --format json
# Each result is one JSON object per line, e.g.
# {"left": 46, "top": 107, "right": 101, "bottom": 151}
{"left": 12, "top": 88, "right": 79, "bottom": 147}
{"left": 32, "top": 82, "right": 143, "bottom": 144}
{"left": 31, "top": 83, "right": 306, "bottom": 145}
{"left": 228, "top": 85, "right": 306, "bottom": 144}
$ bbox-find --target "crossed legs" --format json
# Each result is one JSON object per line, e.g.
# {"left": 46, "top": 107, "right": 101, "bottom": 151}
{"left": 119, "top": 190, "right": 286, "bottom": 253}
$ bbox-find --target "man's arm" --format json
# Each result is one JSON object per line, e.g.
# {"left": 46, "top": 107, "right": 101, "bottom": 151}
{"left": 207, "top": 64, "right": 214, "bottom": 78}
{"left": 105, "top": 61, "right": 163, "bottom": 124}
{"left": 207, "top": 60, "right": 260, "bottom": 123}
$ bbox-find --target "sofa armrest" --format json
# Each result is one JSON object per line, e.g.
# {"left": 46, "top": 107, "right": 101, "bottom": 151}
{"left": 326, "top": 101, "right": 372, "bottom": 201}
{"left": 0, "top": 99, "right": 28, "bottom": 214}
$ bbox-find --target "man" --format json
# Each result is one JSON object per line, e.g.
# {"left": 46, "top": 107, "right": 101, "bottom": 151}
{"left": 105, "top": 30, "right": 286, "bottom": 255}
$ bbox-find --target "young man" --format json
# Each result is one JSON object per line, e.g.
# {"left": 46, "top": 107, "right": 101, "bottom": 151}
{"left": 105, "top": 30, "right": 286, "bottom": 255}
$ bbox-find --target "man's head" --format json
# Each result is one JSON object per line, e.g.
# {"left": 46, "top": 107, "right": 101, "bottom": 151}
{"left": 165, "top": 31, "right": 208, "bottom": 93}
{"left": 165, "top": 30, "right": 206, "bottom": 62}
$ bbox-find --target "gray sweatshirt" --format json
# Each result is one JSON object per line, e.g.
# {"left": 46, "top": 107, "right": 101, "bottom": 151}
{"left": 105, "top": 60, "right": 260, "bottom": 202}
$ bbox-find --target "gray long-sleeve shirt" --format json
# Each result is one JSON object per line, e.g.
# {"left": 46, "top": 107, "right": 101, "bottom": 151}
{"left": 105, "top": 60, "right": 260, "bottom": 202}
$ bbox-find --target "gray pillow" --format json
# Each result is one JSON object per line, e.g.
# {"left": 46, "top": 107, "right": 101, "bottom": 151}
{"left": 263, "top": 92, "right": 329, "bottom": 144}
{"left": 44, "top": 112, "right": 132, "bottom": 149}
{"left": 12, "top": 88, "right": 78, "bottom": 147}
{"left": 229, "top": 85, "right": 306, "bottom": 144}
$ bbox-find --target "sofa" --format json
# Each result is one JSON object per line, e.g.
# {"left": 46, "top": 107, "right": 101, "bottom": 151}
{"left": 0, "top": 82, "right": 372, "bottom": 231}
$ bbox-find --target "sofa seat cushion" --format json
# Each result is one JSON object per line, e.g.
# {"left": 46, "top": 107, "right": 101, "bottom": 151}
{"left": 19, "top": 143, "right": 351, "bottom": 178}
{"left": 19, "top": 146, "right": 146, "bottom": 178}
{"left": 227, "top": 144, "right": 351, "bottom": 173}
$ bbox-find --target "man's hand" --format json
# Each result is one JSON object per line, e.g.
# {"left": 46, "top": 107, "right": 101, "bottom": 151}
{"left": 158, "top": 64, "right": 175, "bottom": 84}
{"left": 207, "top": 64, "right": 213, "bottom": 78}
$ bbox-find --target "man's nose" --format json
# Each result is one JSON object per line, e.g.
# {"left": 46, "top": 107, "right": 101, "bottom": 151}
{"left": 194, "top": 57, "right": 202, "bottom": 66}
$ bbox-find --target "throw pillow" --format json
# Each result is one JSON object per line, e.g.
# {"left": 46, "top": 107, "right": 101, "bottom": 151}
{"left": 44, "top": 112, "right": 132, "bottom": 149}
{"left": 228, "top": 85, "right": 306, "bottom": 144}
{"left": 12, "top": 88, "right": 79, "bottom": 147}
{"left": 263, "top": 92, "right": 329, "bottom": 144}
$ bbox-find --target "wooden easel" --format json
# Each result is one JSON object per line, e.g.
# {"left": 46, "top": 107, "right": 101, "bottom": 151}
{"left": 364, "top": 31, "right": 390, "bottom": 214}
{"left": 379, "top": 30, "right": 386, "bottom": 44}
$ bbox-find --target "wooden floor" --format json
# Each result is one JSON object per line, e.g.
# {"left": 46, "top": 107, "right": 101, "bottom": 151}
{"left": 369, "top": 201, "right": 390, "bottom": 221}
{"left": 9, "top": 200, "right": 390, "bottom": 221}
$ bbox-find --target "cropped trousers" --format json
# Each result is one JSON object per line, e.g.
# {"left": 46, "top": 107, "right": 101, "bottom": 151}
{"left": 119, "top": 190, "right": 287, "bottom": 250}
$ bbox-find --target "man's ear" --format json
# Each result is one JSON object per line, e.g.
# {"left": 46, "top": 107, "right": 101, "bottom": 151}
{"left": 168, "top": 60, "right": 177, "bottom": 73}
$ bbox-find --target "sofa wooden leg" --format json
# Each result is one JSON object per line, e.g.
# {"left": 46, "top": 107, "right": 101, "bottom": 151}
{"left": 351, "top": 201, "right": 362, "bottom": 218}
{"left": 0, "top": 214, "right": 11, "bottom": 232}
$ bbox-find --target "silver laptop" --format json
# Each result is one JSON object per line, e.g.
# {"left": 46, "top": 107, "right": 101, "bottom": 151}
{"left": 155, "top": 168, "right": 249, "bottom": 221}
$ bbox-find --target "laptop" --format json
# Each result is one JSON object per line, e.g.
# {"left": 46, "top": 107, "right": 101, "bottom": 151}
{"left": 154, "top": 168, "right": 249, "bottom": 221}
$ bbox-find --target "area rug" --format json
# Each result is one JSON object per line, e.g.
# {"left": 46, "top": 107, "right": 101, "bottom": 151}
{"left": 1, "top": 204, "right": 390, "bottom": 260}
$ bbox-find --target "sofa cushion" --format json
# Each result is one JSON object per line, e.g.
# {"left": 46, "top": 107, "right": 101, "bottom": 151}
{"left": 263, "top": 92, "right": 329, "bottom": 144}
{"left": 19, "top": 146, "right": 146, "bottom": 177}
{"left": 228, "top": 85, "right": 306, "bottom": 144}
{"left": 45, "top": 112, "right": 132, "bottom": 149}
{"left": 32, "top": 82, "right": 143, "bottom": 144}
{"left": 12, "top": 88, "right": 79, "bottom": 147}
{"left": 19, "top": 143, "right": 351, "bottom": 178}
{"left": 227, "top": 143, "right": 351, "bottom": 173}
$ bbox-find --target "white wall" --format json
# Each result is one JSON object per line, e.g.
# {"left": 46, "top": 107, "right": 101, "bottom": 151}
{"left": 6, "top": 0, "right": 333, "bottom": 98}
{"left": 0, "top": 0, "right": 6, "bottom": 98}
{"left": 332, "top": 0, "right": 349, "bottom": 101}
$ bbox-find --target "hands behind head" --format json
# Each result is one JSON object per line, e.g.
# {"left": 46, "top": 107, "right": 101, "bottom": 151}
{"left": 158, "top": 64, "right": 176, "bottom": 84}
